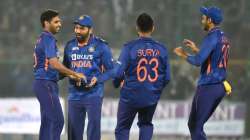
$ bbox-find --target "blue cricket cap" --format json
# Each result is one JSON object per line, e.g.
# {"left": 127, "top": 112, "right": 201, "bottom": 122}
{"left": 200, "top": 6, "right": 223, "bottom": 25}
{"left": 74, "top": 15, "right": 93, "bottom": 28}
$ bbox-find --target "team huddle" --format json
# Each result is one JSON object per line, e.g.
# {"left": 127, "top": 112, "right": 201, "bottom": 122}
{"left": 33, "top": 6, "right": 231, "bottom": 140}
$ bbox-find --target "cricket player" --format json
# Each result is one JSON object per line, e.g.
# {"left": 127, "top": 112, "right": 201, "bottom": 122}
{"left": 62, "top": 15, "right": 114, "bottom": 140}
{"left": 33, "top": 9, "right": 85, "bottom": 140}
{"left": 113, "top": 13, "right": 171, "bottom": 140}
{"left": 174, "top": 7, "right": 231, "bottom": 140}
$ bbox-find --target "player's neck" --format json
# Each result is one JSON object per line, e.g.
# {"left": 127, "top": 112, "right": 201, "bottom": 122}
{"left": 138, "top": 32, "right": 152, "bottom": 38}
{"left": 43, "top": 28, "right": 54, "bottom": 35}
{"left": 207, "top": 24, "right": 216, "bottom": 32}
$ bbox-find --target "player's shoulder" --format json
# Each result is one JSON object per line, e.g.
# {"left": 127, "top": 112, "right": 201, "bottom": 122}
{"left": 66, "top": 38, "right": 76, "bottom": 45}
{"left": 205, "top": 30, "right": 223, "bottom": 45}
{"left": 64, "top": 38, "right": 77, "bottom": 52}
{"left": 40, "top": 31, "right": 56, "bottom": 42}
{"left": 152, "top": 40, "right": 169, "bottom": 57}
{"left": 92, "top": 35, "right": 111, "bottom": 53}
{"left": 65, "top": 38, "right": 76, "bottom": 47}
{"left": 208, "top": 27, "right": 224, "bottom": 38}
{"left": 152, "top": 39, "right": 167, "bottom": 49}
{"left": 123, "top": 39, "right": 139, "bottom": 48}
{"left": 93, "top": 35, "right": 108, "bottom": 46}
{"left": 149, "top": 39, "right": 168, "bottom": 54}
{"left": 119, "top": 40, "right": 136, "bottom": 53}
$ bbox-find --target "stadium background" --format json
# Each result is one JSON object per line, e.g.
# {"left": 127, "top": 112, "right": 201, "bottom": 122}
{"left": 0, "top": 0, "right": 249, "bottom": 139}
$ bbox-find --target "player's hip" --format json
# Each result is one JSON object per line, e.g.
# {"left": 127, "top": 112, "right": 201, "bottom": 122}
{"left": 67, "top": 86, "right": 104, "bottom": 100}
{"left": 33, "top": 79, "right": 58, "bottom": 92}
{"left": 196, "top": 83, "right": 226, "bottom": 98}
{"left": 119, "top": 89, "right": 161, "bottom": 107}
{"left": 68, "top": 96, "right": 103, "bottom": 107}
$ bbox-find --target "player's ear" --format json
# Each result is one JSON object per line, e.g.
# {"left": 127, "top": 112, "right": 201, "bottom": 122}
{"left": 208, "top": 18, "right": 213, "bottom": 24}
{"left": 136, "top": 25, "right": 139, "bottom": 32}
{"left": 89, "top": 28, "right": 93, "bottom": 34}
{"left": 136, "top": 26, "right": 141, "bottom": 35}
{"left": 44, "top": 21, "right": 50, "bottom": 28}
{"left": 152, "top": 26, "right": 155, "bottom": 33}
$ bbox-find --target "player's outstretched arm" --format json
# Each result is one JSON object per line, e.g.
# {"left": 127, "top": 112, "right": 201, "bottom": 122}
{"left": 49, "top": 57, "right": 86, "bottom": 81}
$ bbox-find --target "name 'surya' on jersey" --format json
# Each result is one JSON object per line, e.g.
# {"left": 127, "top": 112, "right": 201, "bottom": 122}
{"left": 137, "top": 49, "right": 160, "bottom": 57}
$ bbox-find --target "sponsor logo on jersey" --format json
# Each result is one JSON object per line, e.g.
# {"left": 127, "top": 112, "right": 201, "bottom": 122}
{"left": 71, "top": 54, "right": 93, "bottom": 60}
{"left": 71, "top": 60, "right": 92, "bottom": 68}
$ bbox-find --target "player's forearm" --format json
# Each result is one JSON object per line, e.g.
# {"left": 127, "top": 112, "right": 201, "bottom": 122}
{"left": 55, "top": 63, "right": 76, "bottom": 76}
{"left": 186, "top": 55, "right": 202, "bottom": 66}
{"left": 49, "top": 58, "right": 77, "bottom": 76}
{"left": 97, "top": 69, "right": 115, "bottom": 83}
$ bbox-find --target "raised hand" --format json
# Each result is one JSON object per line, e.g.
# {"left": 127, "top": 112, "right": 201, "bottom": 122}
{"left": 174, "top": 47, "right": 184, "bottom": 56}
{"left": 183, "top": 39, "right": 199, "bottom": 53}
{"left": 173, "top": 47, "right": 189, "bottom": 59}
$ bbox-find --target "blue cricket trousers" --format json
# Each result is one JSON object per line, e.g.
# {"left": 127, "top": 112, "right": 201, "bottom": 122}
{"left": 188, "top": 83, "right": 226, "bottom": 140}
{"left": 115, "top": 100, "right": 157, "bottom": 140}
{"left": 33, "top": 79, "right": 64, "bottom": 140}
{"left": 68, "top": 96, "right": 102, "bottom": 140}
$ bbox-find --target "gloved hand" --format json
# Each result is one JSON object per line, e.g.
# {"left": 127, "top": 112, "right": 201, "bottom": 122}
{"left": 75, "top": 77, "right": 87, "bottom": 87}
{"left": 86, "top": 76, "right": 98, "bottom": 88}
{"left": 223, "top": 80, "right": 232, "bottom": 95}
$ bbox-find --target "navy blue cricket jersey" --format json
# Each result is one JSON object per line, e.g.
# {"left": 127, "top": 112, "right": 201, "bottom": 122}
{"left": 114, "top": 37, "right": 170, "bottom": 107}
{"left": 63, "top": 35, "right": 114, "bottom": 100}
{"left": 187, "top": 27, "right": 230, "bottom": 85}
{"left": 33, "top": 31, "right": 59, "bottom": 81}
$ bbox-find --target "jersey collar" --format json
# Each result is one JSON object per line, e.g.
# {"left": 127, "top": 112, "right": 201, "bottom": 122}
{"left": 42, "top": 31, "right": 57, "bottom": 41}
{"left": 208, "top": 26, "right": 220, "bottom": 35}
{"left": 139, "top": 36, "right": 153, "bottom": 41}
{"left": 42, "top": 30, "right": 54, "bottom": 36}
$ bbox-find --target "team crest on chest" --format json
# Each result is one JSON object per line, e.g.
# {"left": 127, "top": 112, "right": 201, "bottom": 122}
{"left": 88, "top": 46, "right": 95, "bottom": 53}
{"left": 72, "top": 46, "right": 79, "bottom": 51}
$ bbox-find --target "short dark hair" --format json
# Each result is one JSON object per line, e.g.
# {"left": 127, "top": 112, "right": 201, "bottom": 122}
{"left": 136, "top": 13, "right": 154, "bottom": 33}
{"left": 40, "top": 9, "right": 59, "bottom": 27}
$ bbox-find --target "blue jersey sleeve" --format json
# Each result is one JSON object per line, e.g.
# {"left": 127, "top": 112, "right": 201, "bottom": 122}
{"left": 187, "top": 35, "right": 217, "bottom": 66}
{"left": 113, "top": 45, "right": 129, "bottom": 87}
{"left": 97, "top": 43, "right": 114, "bottom": 83}
{"left": 44, "top": 37, "right": 57, "bottom": 59}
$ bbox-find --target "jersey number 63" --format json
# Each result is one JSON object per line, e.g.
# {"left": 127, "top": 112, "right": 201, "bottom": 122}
{"left": 136, "top": 58, "right": 159, "bottom": 82}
